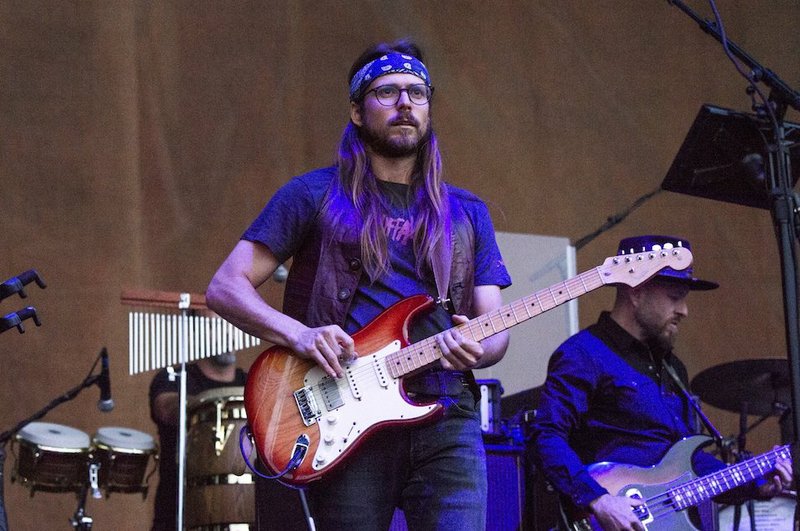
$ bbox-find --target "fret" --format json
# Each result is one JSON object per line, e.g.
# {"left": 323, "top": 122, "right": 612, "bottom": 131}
{"left": 522, "top": 297, "right": 533, "bottom": 318}
{"left": 577, "top": 271, "right": 590, "bottom": 293}
{"left": 671, "top": 489, "right": 686, "bottom": 510}
{"left": 498, "top": 305, "right": 516, "bottom": 329}
{"left": 488, "top": 312, "right": 500, "bottom": 334}
{"left": 472, "top": 314, "right": 492, "bottom": 341}
{"left": 546, "top": 286, "right": 558, "bottom": 309}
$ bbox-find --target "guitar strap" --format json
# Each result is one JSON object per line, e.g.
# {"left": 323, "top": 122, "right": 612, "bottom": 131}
{"left": 662, "top": 360, "right": 727, "bottom": 453}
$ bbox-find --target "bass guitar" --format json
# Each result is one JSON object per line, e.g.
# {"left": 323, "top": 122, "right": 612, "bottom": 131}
{"left": 565, "top": 436, "right": 791, "bottom": 530}
{"left": 245, "top": 247, "right": 692, "bottom": 485}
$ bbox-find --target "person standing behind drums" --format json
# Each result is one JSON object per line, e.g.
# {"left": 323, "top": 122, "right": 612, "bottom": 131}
{"left": 148, "top": 352, "right": 246, "bottom": 531}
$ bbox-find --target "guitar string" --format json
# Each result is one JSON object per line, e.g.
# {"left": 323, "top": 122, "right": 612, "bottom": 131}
{"left": 637, "top": 447, "right": 789, "bottom": 521}
{"left": 302, "top": 271, "right": 601, "bottom": 399}
{"left": 301, "top": 251, "right": 672, "bottom": 391}
{"left": 301, "top": 256, "right": 674, "bottom": 417}
{"left": 643, "top": 448, "right": 786, "bottom": 519}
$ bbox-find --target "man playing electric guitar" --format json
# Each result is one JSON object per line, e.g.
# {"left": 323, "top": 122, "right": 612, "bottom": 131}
{"left": 206, "top": 39, "right": 511, "bottom": 530}
{"left": 531, "top": 235, "right": 793, "bottom": 531}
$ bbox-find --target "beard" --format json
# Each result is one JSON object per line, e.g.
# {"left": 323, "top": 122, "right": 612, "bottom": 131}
{"left": 637, "top": 313, "right": 680, "bottom": 352}
{"left": 649, "top": 326, "right": 677, "bottom": 352}
{"left": 359, "top": 114, "right": 431, "bottom": 158}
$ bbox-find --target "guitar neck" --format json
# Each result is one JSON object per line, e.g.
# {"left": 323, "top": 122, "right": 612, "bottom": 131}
{"left": 670, "top": 445, "right": 791, "bottom": 510}
{"left": 385, "top": 266, "right": 606, "bottom": 378}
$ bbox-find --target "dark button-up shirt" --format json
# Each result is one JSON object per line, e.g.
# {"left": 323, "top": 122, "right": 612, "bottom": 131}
{"left": 531, "top": 312, "right": 757, "bottom": 509}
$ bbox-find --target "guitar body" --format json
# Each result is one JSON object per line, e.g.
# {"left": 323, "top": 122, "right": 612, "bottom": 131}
{"left": 244, "top": 294, "right": 443, "bottom": 485}
{"left": 568, "top": 436, "right": 712, "bottom": 531}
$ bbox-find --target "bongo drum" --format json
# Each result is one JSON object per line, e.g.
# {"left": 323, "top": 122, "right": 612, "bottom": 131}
{"left": 184, "top": 386, "right": 254, "bottom": 529}
{"left": 12, "top": 422, "right": 91, "bottom": 494}
{"left": 92, "top": 426, "right": 157, "bottom": 497}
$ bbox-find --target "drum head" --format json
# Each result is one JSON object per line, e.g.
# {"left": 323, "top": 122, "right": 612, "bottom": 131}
{"left": 94, "top": 427, "right": 155, "bottom": 451}
{"left": 188, "top": 386, "right": 245, "bottom": 413}
{"left": 18, "top": 422, "right": 90, "bottom": 449}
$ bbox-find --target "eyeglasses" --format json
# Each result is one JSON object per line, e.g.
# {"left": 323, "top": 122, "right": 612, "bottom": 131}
{"left": 363, "top": 84, "right": 434, "bottom": 106}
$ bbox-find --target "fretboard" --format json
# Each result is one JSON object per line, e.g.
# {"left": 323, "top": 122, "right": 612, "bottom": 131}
{"left": 669, "top": 445, "right": 791, "bottom": 510}
{"left": 385, "top": 266, "right": 606, "bottom": 378}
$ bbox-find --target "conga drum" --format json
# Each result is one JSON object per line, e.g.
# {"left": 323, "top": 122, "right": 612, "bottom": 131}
{"left": 92, "top": 426, "right": 158, "bottom": 497}
{"left": 12, "top": 422, "right": 91, "bottom": 494}
{"left": 185, "top": 386, "right": 254, "bottom": 529}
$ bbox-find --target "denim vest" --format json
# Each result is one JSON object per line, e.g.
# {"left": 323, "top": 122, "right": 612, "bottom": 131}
{"left": 282, "top": 191, "right": 476, "bottom": 328}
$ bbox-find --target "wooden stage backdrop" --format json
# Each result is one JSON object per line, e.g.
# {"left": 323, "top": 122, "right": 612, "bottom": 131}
{"left": 1, "top": 1, "right": 799, "bottom": 529}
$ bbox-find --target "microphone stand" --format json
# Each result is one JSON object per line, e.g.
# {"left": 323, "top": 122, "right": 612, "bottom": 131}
{"left": 667, "top": 2, "right": 800, "bottom": 525}
{"left": 0, "top": 269, "right": 46, "bottom": 530}
{"left": 0, "top": 349, "right": 107, "bottom": 531}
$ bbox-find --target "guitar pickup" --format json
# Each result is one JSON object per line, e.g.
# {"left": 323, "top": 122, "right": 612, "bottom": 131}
{"left": 293, "top": 386, "right": 321, "bottom": 426}
{"left": 625, "top": 489, "right": 653, "bottom": 525}
{"left": 319, "top": 376, "right": 345, "bottom": 410}
{"left": 372, "top": 356, "right": 389, "bottom": 388}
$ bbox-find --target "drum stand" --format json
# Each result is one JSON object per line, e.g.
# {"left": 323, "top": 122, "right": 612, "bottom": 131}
{"left": 69, "top": 482, "right": 94, "bottom": 530}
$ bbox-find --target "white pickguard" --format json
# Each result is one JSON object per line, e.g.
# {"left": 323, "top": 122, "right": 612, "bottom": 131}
{"left": 301, "top": 340, "right": 437, "bottom": 471}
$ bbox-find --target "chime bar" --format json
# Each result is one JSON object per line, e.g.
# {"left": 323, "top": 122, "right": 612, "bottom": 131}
{"left": 122, "top": 289, "right": 261, "bottom": 375}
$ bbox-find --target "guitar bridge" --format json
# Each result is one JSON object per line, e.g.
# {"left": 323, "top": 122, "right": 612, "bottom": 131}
{"left": 293, "top": 386, "right": 321, "bottom": 426}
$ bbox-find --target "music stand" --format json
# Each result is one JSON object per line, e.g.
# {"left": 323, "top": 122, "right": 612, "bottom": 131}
{"left": 661, "top": 104, "right": 800, "bottom": 209}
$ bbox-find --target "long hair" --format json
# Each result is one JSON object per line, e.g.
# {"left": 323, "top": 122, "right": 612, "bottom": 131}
{"left": 325, "top": 39, "right": 451, "bottom": 282}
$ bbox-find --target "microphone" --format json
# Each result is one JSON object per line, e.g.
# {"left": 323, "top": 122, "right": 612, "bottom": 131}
{"left": 97, "top": 348, "right": 114, "bottom": 412}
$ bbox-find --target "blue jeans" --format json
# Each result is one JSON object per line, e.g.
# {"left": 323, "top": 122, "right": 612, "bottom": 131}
{"left": 306, "top": 388, "right": 487, "bottom": 531}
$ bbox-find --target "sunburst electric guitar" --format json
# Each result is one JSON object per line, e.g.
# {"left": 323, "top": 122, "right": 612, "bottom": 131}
{"left": 565, "top": 436, "right": 792, "bottom": 531}
{"left": 244, "top": 247, "right": 693, "bottom": 486}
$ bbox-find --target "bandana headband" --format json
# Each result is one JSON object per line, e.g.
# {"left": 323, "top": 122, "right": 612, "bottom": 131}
{"left": 349, "top": 53, "right": 431, "bottom": 101}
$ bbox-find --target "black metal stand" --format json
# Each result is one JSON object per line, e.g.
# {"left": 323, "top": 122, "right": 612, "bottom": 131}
{"left": 69, "top": 482, "right": 94, "bottom": 530}
{"left": 733, "top": 404, "right": 758, "bottom": 531}
{"left": 665, "top": 3, "right": 800, "bottom": 525}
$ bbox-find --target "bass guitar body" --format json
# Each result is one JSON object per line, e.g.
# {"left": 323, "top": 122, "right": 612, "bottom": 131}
{"left": 567, "top": 437, "right": 714, "bottom": 531}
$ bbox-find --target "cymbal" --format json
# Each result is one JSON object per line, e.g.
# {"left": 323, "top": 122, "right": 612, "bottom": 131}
{"left": 690, "top": 358, "right": 790, "bottom": 416}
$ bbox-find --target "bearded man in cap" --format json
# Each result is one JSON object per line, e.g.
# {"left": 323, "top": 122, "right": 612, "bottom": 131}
{"left": 531, "top": 235, "right": 792, "bottom": 531}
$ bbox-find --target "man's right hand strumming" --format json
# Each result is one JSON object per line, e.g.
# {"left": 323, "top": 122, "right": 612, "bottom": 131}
{"left": 589, "top": 493, "right": 646, "bottom": 531}
{"left": 290, "top": 324, "right": 356, "bottom": 378}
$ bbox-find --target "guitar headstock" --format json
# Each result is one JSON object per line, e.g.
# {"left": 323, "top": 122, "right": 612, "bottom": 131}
{"left": 598, "top": 247, "right": 694, "bottom": 287}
